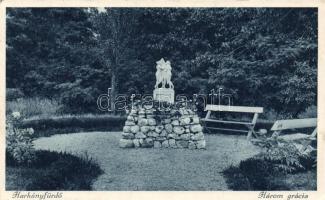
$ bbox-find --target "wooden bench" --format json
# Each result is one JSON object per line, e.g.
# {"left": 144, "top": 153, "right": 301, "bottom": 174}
{"left": 271, "top": 118, "right": 317, "bottom": 141}
{"left": 201, "top": 104, "right": 264, "bottom": 139}
{"left": 270, "top": 118, "right": 317, "bottom": 154}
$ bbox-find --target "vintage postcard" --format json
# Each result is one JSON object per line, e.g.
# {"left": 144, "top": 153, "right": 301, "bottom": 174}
{"left": 0, "top": 0, "right": 324, "bottom": 200}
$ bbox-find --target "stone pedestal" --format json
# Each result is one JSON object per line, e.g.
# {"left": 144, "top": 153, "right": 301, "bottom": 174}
{"left": 119, "top": 106, "right": 206, "bottom": 149}
{"left": 153, "top": 88, "right": 175, "bottom": 104}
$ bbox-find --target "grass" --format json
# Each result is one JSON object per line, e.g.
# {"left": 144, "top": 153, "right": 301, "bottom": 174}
{"left": 6, "top": 150, "right": 103, "bottom": 190}
{"left": 33, "top": 132, "right": 260, "bottom": 190}
{"left": 6, "top": 97, "right": 62, "bottom": 118}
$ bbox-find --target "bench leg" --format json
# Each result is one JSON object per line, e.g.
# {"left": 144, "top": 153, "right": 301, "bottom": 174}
{"left": 247, "top": 131, "right": 252, "bottom": 140}
{"left": 247, "top": 127, "right": 254, "bottom": 140}
{"left": 247, "top": 113, "right": 259, "bottom": 140}
{"left": 246, "top": 124, "right": 258, "bottom": 140}
{"left": 201, "top": 120, "right": 212, "bottom": 134}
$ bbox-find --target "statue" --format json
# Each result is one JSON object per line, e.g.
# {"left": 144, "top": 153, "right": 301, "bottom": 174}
{"left": 153, "top": 58, "right": 175, "bottom": 104}
{"left": 154, "top": 58, "right": 174, "bottom": 89}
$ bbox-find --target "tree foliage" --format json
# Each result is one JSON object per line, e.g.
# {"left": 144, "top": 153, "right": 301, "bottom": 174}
{"left": 6, "top": 8, "right": 317, "bottom": 116}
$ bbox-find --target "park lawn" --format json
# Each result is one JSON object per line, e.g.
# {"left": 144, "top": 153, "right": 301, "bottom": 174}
{"left": 34, "top": 132, "right": 260, "bottom": 190}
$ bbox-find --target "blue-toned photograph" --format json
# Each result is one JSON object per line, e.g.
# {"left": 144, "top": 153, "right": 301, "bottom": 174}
{"left": 5, "top": 8, "right": 317, "bottom": 191}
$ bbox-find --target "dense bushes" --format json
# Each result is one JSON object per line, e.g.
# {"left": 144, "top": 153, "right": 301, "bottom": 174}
{"left": 6, "top": 112, "right": 36, "bottom": 164}
{"left": 6, "top": 97, "right": 62, "bottom": 118}
{"left": 6, "top": 150, "right": 103, "bottom": 190}
{"left": 6, "top": 8, "right": 317, "bottom": 117}
{"left": 6, "top": 88, "right": 24, "bottom": 101}
{"left": 223, "top": 156, "right": 316, "bottom": 190}
{"left": 223, "top": 137, "right": 317, "bottom": 190}
{"left": 21, "top": 114, "right": 126, "bottom": 137}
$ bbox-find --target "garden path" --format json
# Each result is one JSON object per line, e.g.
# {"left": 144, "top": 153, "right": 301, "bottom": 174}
{"left": 34, "top": 132, "right": 260, "bottom": 190}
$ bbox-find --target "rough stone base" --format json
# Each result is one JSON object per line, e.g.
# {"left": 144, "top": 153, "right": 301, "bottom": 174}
{"left": 119, "top": 107, "right": 206, "bottom": 149}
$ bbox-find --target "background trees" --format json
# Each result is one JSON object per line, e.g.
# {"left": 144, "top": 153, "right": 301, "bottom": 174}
{"left": 6, "top": 8, "right": 317, "bottom": 117}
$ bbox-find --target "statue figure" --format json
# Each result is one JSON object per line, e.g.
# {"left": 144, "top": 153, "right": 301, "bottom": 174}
{"left": 154, "top": 58, "right": 174, "bottom": 89}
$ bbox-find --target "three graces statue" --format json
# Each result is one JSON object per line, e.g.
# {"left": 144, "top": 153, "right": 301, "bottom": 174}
{"left": 153, "top": 58, "right": 175, "bottom": 104}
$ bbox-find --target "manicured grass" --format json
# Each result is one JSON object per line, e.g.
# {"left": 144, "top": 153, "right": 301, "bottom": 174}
{"left": 6, "top": 150, "right": 103, "bottom": 190}
{"left": 34, "top": 132, "right": 260, "bottom": 190}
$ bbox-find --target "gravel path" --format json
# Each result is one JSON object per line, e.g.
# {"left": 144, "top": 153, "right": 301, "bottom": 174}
{"left": 34, "top": 132, "right": 260, "bottom": 190}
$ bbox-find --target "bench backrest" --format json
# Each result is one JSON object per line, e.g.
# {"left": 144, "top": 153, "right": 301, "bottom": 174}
{"left": 204, "top": 104, "right": 263, "bottom": 114}
{"left": 271, "top": 118, "right": 317, "bottom": 131}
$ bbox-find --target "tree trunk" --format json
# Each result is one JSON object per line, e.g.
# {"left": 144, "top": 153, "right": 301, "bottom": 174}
{"left": 110, "top": 70, "right": 117, "bottom": 112}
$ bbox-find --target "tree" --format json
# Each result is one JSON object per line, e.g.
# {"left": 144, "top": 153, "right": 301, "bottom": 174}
{"left": 90, "top": 8, "right": 140, "bottom": 111}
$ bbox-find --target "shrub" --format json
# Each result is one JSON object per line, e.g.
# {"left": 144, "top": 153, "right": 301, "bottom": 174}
{"left": 222, "top": 165, "right": 251, "bottom": 190}
{"left": 223, "top": 135, "right": 314, "bottom": 190}
{"left": 21, "top": 114, "right": 126, "bottom": 138}
{"left": 6, "top": 88, "right": 24, "bottom": 101}
{"left": 254, "top": 137, "right": 306, "bottom": 173}
{"left": 59, "top": 85, "right": 99, "bottom": 114}
{"left": 298, "top": 105, "right": 317, "bottom": 118}
{"left": 238, "top": 158, "right": 273, "bottom": 190}
{"left": 23, "top": 150, "right": 103, "bottom": 190}
{"left": 6, "top": 112, "right": 36, "bottom": 165}
{"left": 6, "top": 97, "right": 61, "bottom": 118}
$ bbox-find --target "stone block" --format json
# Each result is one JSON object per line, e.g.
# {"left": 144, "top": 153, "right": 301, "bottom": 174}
{"left": 127, "top": 115, "right": 134, "bottom": 121}
{"left": 148, "top": 118, "right": 157, "bottom": 126}
{"left": 176, "top": 140, "right": 188, "bottom": 148}
{"left": 180, "top": 117, "right": 191, "bottom": 125}
{"left": 119, "top": 139, "right": 134, "bottom": 148}
{"left": 171, "top": 120, "right": 180, "bottom": 126}
{"left": 125, "top": 121, "right": 136, "bottom": 126}
{"left": 139, "top": 109, "right": 146, "bottom": 115}
{"left": 155, "top": 125, "right": 164, "bottom": 134}
{"left": 143, "top": 138, "right": 154, "bottom": 147}
{"left": 191, "top": 132, "right": 205, "bottom": 141}
{"left": 160, "top": 130, "right": 167, "bottom": 137}
{"left": 169, "top": 139, "right": 177, "bottom": 148}
{"left": 188, "top": 141, "right": 197, "bottom": 149}
{"left": 162, "top": 140, "right": 169, "bottom": 148}
{"left": 139, "top": 139, "right": 144, "bottom": 145}
{"left": 133, "top": 139, "right": 140, "bottom": 148}
{"left": 130, "top": 109, "right": 138, "bottom": 116}
{"left": 153, "top": 88, "right": 175, "bottom": 104}
{"left": 131, "top": 125, "right": 140, "bottom": 133}
{"left": 180, "top": 133, "right": 190, "bottom": 140}
{"left": 164, "top": 124, "right": 173, "bottom": 133}
{"left": 167, "top": 133, "right": 176, "bottom": 139}
{"left": 173, "top": 126, "right": 185, "bottom": 135}
{"left": 197, "top": 140, "right": 206, "bottom": 149}
{"left": 148, "top": 131, "right": 157, "bottom": 137}
{"left": 122, "top": 132, "right": 135, "bottom": 139}
{"left": 190, "top": 124, "right": 203, "bottom": 133}
{"left": 138, "top": 118, "right": 148, "bottom": 126}
{"left": 163, "top": 118, "right": 172, "bottom": 124}
{"left": 140, "top": 126, "right": 150, "bottom": 133}
{"left": 156, "top": 136, "right": 167, "bottom": 141}
{"left": 123, "top": 126, "right": 131, "bottom": 133}
{"left": 154, "top": 141, "right": 162, "bottom": 148}
{"left": 135, "top": 132, "right": 146, "bottom": 139}
{"left": 192, "top": 116, "right": 200, "bottom": 124}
